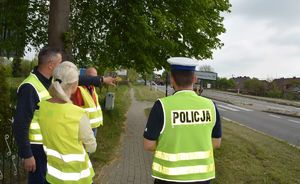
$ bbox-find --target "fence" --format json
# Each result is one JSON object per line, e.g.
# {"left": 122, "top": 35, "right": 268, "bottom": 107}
{"left": 0, "top": 113, "right": 26, "bottom": 184}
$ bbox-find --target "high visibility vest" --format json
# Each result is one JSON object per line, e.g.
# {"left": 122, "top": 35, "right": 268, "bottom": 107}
{"left": 17, "top": 73, "right": 51, "bottom": 144}
{"left": 38, "top": 101, "right": 94, "bottom": 184}
{"left": 152, "top": 90, "right": 216, "bottom": 182}
{"left": 78, "top": 86, "right": 103, "bottom": 128}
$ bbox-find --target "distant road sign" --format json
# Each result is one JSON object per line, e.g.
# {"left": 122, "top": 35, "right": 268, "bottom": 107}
{"left": 195, "top": 71, "right": 217, "bottom": 81}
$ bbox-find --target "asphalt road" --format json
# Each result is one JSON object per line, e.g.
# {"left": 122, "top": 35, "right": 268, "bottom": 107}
{"left": 155, "top": 85, "right": 300, "bottom": 147}
{"left": 215, "top": 100, "right": 300, "bottom": 147}
{"left": 202, "top": 89, "right": 300, "bottom": 113}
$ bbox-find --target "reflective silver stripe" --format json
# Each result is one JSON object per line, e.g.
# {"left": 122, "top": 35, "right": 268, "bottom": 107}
{"left": 84, "top": 106, "right": 101, "bottom": 113}
{"left": 30, "top": 134, "right": 43, "bottom": 141}
{"left": 152, "top": 175, "right": 215, "bottom": 183}
{"left": 30, "top": 122, "right": 40, "bottom": 130}
{"left": 47, "top": 161, "right": 92, "bottom": 181}
{"left": 155, "top": 151, "right": 211, "bottom": 161}
{"left": 90, "top": 117, "right": 103, "bottom": 124}
{"left": 152, "top": 162, "right": 214, "bottom": 176}
{"left": 30, "top": 141, "right": 43, "bottom": 145}
{"left": 44, "top": 146, "right": 86, "bottom": 162}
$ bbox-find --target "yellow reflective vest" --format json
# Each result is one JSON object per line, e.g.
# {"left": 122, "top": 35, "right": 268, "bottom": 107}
{"left": 17, "top": 73, "right": 51, "bottom": 144}
{"left": 152, "top": 90, "right": 216, "bottom": 182}
{"left": 38, "top": 100, "right": 94, "bottom": 184}
{"left": 78, "top": 86, "right": 103, "bottom": 128}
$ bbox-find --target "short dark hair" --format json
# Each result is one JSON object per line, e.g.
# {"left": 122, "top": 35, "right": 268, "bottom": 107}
{"left": 171, "top": 70, "right": 194, "bottom": 87}
{"left": 38, "top": 47, "right": 61, "bottom": 66}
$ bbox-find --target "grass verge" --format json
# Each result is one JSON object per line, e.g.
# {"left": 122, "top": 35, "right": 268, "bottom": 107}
{"left": 144, "top": 108, "right": 300, "bottom": 183}
{"left": 91, "top": 85, "right": 131, "bottom": 167}
{"left": 133, "top": 85, "right": 164, "bottom": 102}
{"left": 213, "top": 120, "right": 300, "bottom": 184}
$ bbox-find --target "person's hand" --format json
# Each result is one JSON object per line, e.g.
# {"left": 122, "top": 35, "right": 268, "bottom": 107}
{"left": 24, "top": 156, "right": 36, "bottom": 172}
{"left": 103, "top": 76, "right": 116, "bottom": 87}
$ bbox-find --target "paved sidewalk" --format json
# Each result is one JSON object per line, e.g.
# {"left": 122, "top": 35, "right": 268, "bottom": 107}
{"left": 98, "top": 88, "right": 154, "bottom": 184}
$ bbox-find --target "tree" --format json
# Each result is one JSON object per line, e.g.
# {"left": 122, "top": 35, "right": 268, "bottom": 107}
{"left": 216, "top": 77, "right": 235, "bottom": 90}
{"left": 97, "top": 0, "right": 231, "bottom": 72}
{"left": 0, "top": 64, "right": 12, "bottom": 151}
{"left": 266, "top": 81, "right": 283, "bottom": 98}
{"left": 0, "top": 0, "right": 29, "bottom": 76}
{"left": 48, "top": 0, "right": 72, "bottom": 60}
{"left": 3, "top": 0, "right": 231, "bottom": 72}
{"left": 142, "top": 72, "right": 154, "bottom": 85}
{"left": 127, "top": 69, "right": 138, "bottom": 83}
{"left": 244, "top": 78, "right": 266, "bottom": 96}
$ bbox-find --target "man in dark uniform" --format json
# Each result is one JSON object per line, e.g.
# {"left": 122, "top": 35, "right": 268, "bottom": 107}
{"left": 144, "top": 57, "right": 222, "bottom": 184}
{"left": 13, "top": 47, "right": 115, "bottom": 184}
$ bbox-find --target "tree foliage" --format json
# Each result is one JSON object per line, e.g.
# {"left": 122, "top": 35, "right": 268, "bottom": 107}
{"left": 215, "top": 77, "right": 235, "bottom": 90}
{"left": 244, "top": 78, "right": 266, "bottom": 96}
{"left": 1, "top": 0, "right": 231, "bottom": 72}
{"left": 71, "top": 0, "right": 231, "bottom": 72}
{"left": 0, "top": 64, "right": 12, "bottom": 151}
{"left": 127, "top": 69, "right": 138, "bottom": 83}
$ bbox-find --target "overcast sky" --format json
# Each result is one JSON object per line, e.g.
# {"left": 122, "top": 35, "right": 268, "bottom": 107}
{"left": 200, "top": 0, "right": 300, "bottom": 79}
{"left": 25, "top": 0, "right": 300, "bottom": 79}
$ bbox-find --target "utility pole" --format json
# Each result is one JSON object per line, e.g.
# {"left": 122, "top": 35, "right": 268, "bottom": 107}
{"left": 165, "top": 73, "right": 168, "bottom": 97}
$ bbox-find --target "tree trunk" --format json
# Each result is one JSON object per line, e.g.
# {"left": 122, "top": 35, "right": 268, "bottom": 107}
{"left": 143, "top": 75, "right": 147, "bottom": 86}
{"left": 48, "top": 0, "right": 72, "bottom": 61}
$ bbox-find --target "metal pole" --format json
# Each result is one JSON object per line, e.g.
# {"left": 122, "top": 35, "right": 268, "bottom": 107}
{"left": 165, "top": 73, "right": 168, "bottom": 97}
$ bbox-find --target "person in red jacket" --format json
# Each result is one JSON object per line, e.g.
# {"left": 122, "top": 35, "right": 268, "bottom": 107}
{"left": 71, "top": 67, "right": 103, "bottom": 138}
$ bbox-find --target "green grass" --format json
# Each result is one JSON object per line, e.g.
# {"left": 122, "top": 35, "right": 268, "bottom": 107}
{"left": 90, "top": 85, "right": 131, "bottom": 167}
{"left": 144, "top": 107, "right": 300, "bottom": 183}
{"left": 133, "top": 85, "right": 165, "bottom": 102}
{"left": 213, "top": 120, "right": 300, "bottom": 184}
{"left": 144, "top": 107, "right": 151, "bottom": 117}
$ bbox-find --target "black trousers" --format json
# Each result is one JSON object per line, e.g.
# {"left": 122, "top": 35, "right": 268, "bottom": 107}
{"left": 28, "top": 144, "right": 47, "bottom": 184}
{"left": 154, "top": 179, "right": 211, "bottom": 184}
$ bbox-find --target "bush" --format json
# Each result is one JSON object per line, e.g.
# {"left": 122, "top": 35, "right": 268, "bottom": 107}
{"left": 216, "top": 77, "right": 236, "bottom": 90}
{"left": 266, "top": 89, "right": 283, "bottom": 98}
{"left": 0, "top": 64, "right": 13, "bottom": 151}
{"left": 244, "top": 78, "right": 266, "bottom": 96}
{"left": 20, "top": 59, "right": 37, "bottom": 76}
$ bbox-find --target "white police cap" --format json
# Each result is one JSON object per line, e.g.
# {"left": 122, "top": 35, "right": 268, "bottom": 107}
{"left": 167, "top": 57, "right": 199, "bottom": 71}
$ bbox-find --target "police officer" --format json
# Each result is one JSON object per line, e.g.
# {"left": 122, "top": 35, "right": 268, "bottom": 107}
{"left": 143, "top": 57, "right": 222, "bottom": 184}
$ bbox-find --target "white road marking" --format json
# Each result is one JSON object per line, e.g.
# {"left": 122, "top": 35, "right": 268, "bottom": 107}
{"left": 222, "top": 117, "right": 232, "bottom": 122}
{"left": 218, "top": 105, "right": 240, "bottom": 112}
{"left": 218, "top": 107, "right": 227, "bottom": 112}
{"left": 288, "top": 119, "right": 300, "bottom": 124}
{"left": 268, "top": 114, "right": 281, "bottom": 119}
{"left": 227, "top": 104, "right": 253, "bottom": 112}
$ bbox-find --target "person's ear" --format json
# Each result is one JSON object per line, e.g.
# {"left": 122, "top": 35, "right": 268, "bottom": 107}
{"left": 48, "top": 60, "right": 55, "bottom": 70}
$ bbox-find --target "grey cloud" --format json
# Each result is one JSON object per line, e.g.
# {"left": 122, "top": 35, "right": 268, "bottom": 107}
{"left": 230, "top": 0, "right": 300, "bottom": 25}
{"left": 270, "top": 29, "right": 300, "bottom": 47}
